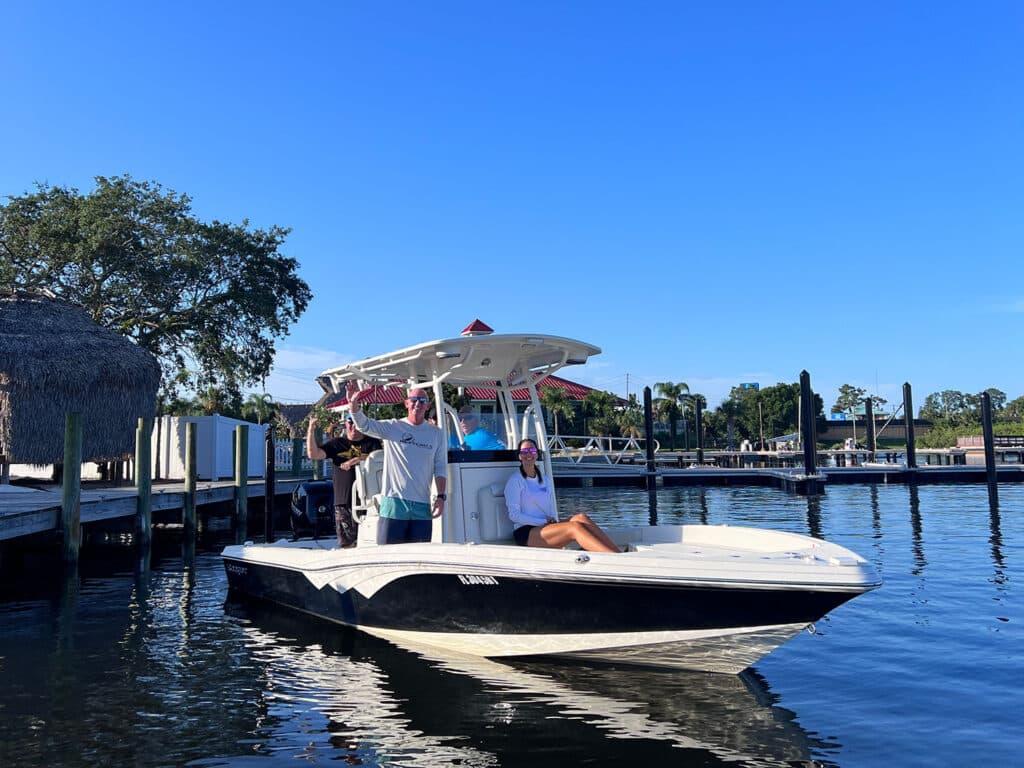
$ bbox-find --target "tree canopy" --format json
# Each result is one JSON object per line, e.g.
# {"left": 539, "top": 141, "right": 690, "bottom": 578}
{"left": 706, "top": 382, "right": 824, "bottom": 448}
{"left": 0, "top": 175, "right": 312, "bottom": 397}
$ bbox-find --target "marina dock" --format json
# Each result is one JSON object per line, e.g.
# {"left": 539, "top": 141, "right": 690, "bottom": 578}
{"left": 6, "top": 456, "right": 1022, "bottom": 547}
{"left": 0, "top": 477, "right": 302, "bottom": 543}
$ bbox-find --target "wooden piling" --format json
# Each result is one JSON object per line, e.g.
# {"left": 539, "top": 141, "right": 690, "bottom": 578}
{"left": 183, "top": 422, "right": 197, "bottom": 539}
{"left": 799, "top": 371, "right": 816, "bottom": 476}
{"left": 61, "top": 412, "right": 83, "bottom": 565}
{"left": 235, "top": 424, "right": 249, "bottom": 538}
{"left": 903, "top": 383, "right": 917, "bottom": 469}
{"left": 982, "top": 392, "right": 999, "bottom": 508}
{"left": 264, "top": 426, "right": 276, "bottom": 542}
{"left": 695, "top": 400, "right": 705, "bottom": 465}
{"left": 643, "top": 387, "right": 656, "bottom": 491}
{"left": 135, "top": 417, "right": 153, "bottom": 548}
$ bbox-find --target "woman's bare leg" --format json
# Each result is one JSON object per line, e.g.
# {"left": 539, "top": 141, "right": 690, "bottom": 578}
{"left": 531, "top": 520, "right": 619, "bottom": 553}
{"left": 569, "top": 513, "right": 621, "bottom": 552}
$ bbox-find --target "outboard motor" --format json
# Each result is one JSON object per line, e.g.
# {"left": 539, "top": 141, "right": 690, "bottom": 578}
{"left": 290, "top": 480, "right": 334, "bottom": 539}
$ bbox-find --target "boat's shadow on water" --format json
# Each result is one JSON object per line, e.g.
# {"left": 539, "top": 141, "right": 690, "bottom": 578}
{"left": 223, "top": 597, "right": 839, "bottom": 767}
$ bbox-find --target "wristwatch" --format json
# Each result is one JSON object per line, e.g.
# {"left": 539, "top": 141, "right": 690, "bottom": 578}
{"left": 436, "top": 493, "right": 447, "bottom": 500}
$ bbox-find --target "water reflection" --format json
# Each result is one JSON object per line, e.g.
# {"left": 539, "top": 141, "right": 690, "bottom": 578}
{"left": 697, "top": 487, "right": 709, "bottom": 525}
{"left": 804, "top": 495, "right": 822, "bottom": 540}
{"left": 908, "top": 484, "right": 926, "bottom": 575}
{"left": 989, "top": 504, "right": 1006, "bottom": 590}
{"left": 223, "top": 599, "right": 835, "bottom": 767}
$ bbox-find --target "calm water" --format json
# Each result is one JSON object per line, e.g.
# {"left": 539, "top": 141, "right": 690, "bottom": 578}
{"left": 0, "top": 484, "right": 1020, "bottom": 767}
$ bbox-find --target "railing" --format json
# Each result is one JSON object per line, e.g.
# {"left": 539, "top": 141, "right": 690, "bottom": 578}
{"left": 545, "top": 435, "right": 659, "bottom": 465}
{"left": 274, "top": 439, "right": 328, "bottom": 475}
{"left": 957, "top": 435, "right": 1024, "bottom": 448}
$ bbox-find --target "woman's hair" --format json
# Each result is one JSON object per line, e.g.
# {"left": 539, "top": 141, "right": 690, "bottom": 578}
{"left": 517, "top": 438, "right": 543, "bottom": 483}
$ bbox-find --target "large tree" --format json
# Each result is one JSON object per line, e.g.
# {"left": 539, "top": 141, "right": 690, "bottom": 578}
{"left": 832, "top": 384, "right": 867, "bottom": 415}
{"left": 0, "top": 175, "right": 311, "bottom": 396}
{"left": 919, "top": 389, "right": 972, "bottom": 424}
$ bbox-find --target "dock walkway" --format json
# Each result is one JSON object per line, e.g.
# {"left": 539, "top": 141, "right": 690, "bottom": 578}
{"left": 0, "top": 478, "right": 303, "bottom": 542}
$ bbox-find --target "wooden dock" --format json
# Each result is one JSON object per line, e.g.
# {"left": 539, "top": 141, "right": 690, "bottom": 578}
{"left": 0, "top": 477, "right": 303, "bottom": 542}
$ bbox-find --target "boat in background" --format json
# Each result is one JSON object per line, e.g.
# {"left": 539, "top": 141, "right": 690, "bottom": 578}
{"left": 223, "top": 326, "right": 881, "bottom": 674}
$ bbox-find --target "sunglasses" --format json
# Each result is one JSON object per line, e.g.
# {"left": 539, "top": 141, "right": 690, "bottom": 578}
{"left": 519, "top": 447, "right": 539, "bottom": 455}
{"left": 407, "top": 396, "right": 429, "bottom": 404}
{"left": 459, "top": 413, "right": 477, "bottom": 420}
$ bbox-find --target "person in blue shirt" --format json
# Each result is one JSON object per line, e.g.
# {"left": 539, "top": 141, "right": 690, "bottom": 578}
{"left": 455, "top": 406, "right": 505, "bottom": 450}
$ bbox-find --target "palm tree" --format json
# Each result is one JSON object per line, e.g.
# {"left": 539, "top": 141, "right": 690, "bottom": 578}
{"left": 244, "top": 392, "right": 277, "bottom": 424}
{"left": 582, "top": 390, "right": 620, "bottom": 437}
{"left": 540, "top": 386, "right": 575, "bottom": 440}
{"left": 655, "top": 381, "right": 689, "bottom": 451}
{"left": 199, "top": 386, "right": 224, "bottom": 416}
{"left": 718, "top": 397, "right": 741, "bottom": 450}
{"left": 614, "top": 403, "right": 638, "bottom": 438}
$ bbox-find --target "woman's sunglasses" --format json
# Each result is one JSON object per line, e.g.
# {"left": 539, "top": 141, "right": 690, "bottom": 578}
{"left": 519, "top": 447, "right": 538, "bottom": 455}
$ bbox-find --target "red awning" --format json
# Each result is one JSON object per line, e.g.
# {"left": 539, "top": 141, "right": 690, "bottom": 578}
{"left": 463, "top": 374, "right": 599, "bottom": 402}
{"left": 325, "top": 384, "right": 407, "bottom": 410}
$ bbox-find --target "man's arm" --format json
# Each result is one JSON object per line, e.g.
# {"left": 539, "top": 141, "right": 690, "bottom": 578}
{"left": 431, "top": 429, "right": 448, "bottom": 518}
{"left": 345, "top": 381, "right": 396, "bottom": 440}
{"left": 432, "top": 475, "right": 447, "bottom": 518}
{"left": 306, "top": 417, "right": 327, "bottom": 460}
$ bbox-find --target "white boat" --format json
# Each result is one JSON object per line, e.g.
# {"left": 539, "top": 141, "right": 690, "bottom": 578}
{"left": 223, "top": 329, "right": 881, "bottom": 674}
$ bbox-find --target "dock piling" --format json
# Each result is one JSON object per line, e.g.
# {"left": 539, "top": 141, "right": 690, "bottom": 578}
{"left": 903, "top": 383, "right": 917, "bottom": 469}
{"left": 61, "top": 412, "right": 83, "bottom": 565}
{"left": 264, "top": 426, "right": 276, "bottom": 542}
{"left": 234, "top": 425, "right": 249, "bottom": 540}
{"left": 982, "top": 392, "right": 999, "bottom": 508}
{"left": 135, "top": 417, "right": 153, "bottom": 549}
{"left": 183, "top": 422, "right": 197, "bottom": 539}
{"left": 798, "top": 371, "right": 816, "bottom": 476}
{"left": 643, "top": 387, "right": 656, "bottom": 491}
{"left": 695, "top": 400, "right": 705, "bottom": 465}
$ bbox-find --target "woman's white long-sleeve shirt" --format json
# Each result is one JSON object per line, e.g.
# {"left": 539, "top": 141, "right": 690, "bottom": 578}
{"left": 504, "top": 471, "right": 554, "bottom": 529}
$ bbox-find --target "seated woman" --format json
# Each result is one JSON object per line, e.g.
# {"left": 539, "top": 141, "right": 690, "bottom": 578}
{"left": 504, "top": 438, "right": 621, "bottom": 553}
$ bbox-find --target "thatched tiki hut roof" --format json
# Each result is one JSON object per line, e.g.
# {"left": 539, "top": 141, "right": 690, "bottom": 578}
{"left": 0, "top": 291, "right": 161, "bottom": 464}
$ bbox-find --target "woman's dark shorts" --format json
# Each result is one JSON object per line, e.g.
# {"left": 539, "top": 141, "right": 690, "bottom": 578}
{"left": 513, "top": 525, "right": 537, "bottom": 546}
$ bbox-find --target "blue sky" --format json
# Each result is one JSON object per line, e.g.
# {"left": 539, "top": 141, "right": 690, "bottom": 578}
{"left": 3, "top": 2, "right": 1022, "bottom": 414}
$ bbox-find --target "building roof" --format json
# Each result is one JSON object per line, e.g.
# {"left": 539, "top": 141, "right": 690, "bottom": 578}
{"left": 323, "top": 384, "right": 408, "bottom": 410}
{"left": 0, "top": 291, "right": 161, "bottom": 463}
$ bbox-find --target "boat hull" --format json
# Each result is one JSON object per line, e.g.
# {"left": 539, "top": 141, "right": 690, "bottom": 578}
{"left": 223, "top": 546, "right": 872, "bottom": 674}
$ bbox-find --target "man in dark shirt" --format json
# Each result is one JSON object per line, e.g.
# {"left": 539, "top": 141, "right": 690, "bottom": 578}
{"left": 306, "top": 414, "right": 382, "bottom": 547}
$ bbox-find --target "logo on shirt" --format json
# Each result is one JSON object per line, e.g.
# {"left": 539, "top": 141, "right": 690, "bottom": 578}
{"left": 399, "top": 432, "right": 436, "bottom": 450}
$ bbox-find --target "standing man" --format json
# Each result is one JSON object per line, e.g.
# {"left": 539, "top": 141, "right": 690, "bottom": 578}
{"left": 346, "top": 381, "right": 447, "bottom": 544}
{"left": 307, "top": 414, "right": 382, "bottom": 548}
